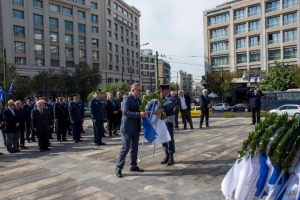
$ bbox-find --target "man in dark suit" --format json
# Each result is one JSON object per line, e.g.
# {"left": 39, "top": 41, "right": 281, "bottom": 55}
{"left": 45, "top": 97, "right": 54, "bottom": 139}
{"left": 106, "top": 93, "right": 119, "bottom": 136}
{"left": 22, "top": 97, "right": 33, "bottom": 143}
{"left": 0, "top": 101, "right": 6, "bottom": 147}
{"left": 247, "top": 87, "right": 264, "bottom": 125}
{"left": 54, "top": 95, "right": 68, "bottom": 142}
{"left": 3, "top": 100, "right": 20, "bottom": 153}
{"left": 31, "top": 100, "right": 53, "bottom": 152}
{"left": 199, "top": 89, "right": 211, "bottom": 128}
{"left": 116, "top": 83, "right": 147, "bottom": 178}
{"left": 178, "top": 90, "right": 193, "bottom": 130}
{"left": 115, "top": 91, "right": 123, "bottom": 130}
{"left": 15, "top": 100, "right": 27, "bottom": 149}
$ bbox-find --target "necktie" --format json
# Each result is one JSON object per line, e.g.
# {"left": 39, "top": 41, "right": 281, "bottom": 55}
{"left": 40, "top": 109, "right": 43, "bottom": 116}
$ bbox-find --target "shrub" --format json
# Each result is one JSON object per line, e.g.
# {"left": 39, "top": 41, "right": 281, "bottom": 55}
{"left": 244, "top": 111, "right": 268, "bottom": 118}
{"left": 223, "top": 112, "right": 236, "bottom": 118}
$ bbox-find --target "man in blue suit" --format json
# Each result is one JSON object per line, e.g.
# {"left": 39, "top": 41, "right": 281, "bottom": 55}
{"left": 199, "top": 89, "right": 211, "bottom": 128}
{"left": 116, "top": 83, "right": 147, "bottom": 178}
{"left": 89, "top": 89, "right": 106, "bottom": 146}
{"left": 68, "top": 93, "right": 84, "bottom": 143}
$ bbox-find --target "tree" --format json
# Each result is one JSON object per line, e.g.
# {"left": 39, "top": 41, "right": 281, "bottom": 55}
{"left": 12, "top": 77, "right": 34, "bottom": 100}
{"left": 170, "top": 82, "right": 177, "bottom": 91}
{"left": 259, "top": 61, "right": 298, "bottom": 91}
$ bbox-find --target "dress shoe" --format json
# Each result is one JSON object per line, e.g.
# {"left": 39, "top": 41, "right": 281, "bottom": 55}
{"left": 27, "top": 140, "right": 31, "bottom": 143}
{"left": 191, "top": 127, "right": 193, "bottom": 130}
{"left": 68, "top": 132, "right": 72, "bottom": 135}
{"left": 20, "top": 146, "right": 28, "bottom": 149}
{"left": 78, "top": 139, "right": 83, "bottom": 142}
{"left": 206, "top": 125, "right": 210, "bottom": 128}
{"left": 183, "top": 128, "right": 187, "bottom": 130}
{"left": 95, "top": 143, "right": 101, "bottom": 147}
{"left": 31, "top": 139, "right": 37, "bottom": 142}
{"left": 8, "top": 150, "right": 15, "bottom": 153}
{"left": 250, "top": 123, "right": 255, "bottom": 125}
{"left": 40, "top": 149, "right": 44, "bottom": 152}
{"left": 81, "top": 131, "right": 86, "bottom": 134}
{"left": 15, "top": 149, "right": 20, "bottom": 152}
{"left": 109, "top": 133, "right": 113, "bottom": 137}
{"left": 113, "top": 132, "right": 118, "bottom": 136}
{"left": 62, "top": 139, "right": 68, "bottom": 141}
{"left": 75, "top": 140, "right": 79, "bottom": 143}
{"left": 57, "top": 140, "right": 62, "bottom": 142}
{"left": 130, "top": 167, "right": 144, "bottom": 172}
{"left": 44, "top": 148, "right": 51, "bottom": 151}
{"left": 199, "top": 126, "right": 202, "bottom": 129}
{"left": 116, "top": 168, "right": 123, "bottom": 178}
{"left": 99, "top": 142, "right": 106, "bottom": 145}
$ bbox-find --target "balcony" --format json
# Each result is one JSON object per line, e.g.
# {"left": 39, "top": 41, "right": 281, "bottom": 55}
{"left": 211, "top": 48, "right": 228, "bottom": 53}
{"left": 236, "top": 44, "right": 246, "bottom": 49}
{"left": 266, "top": 6, "right": 280, "bottom": 13}
{"left": 283, "top": 37, "right": 297, "bottom": 42}
{"left": 235, "top": 29, "right": 246, "bottom": 34}
{"left": 249, "top": 26, "right": 260, "bottom": 32}
{"left": 250, "top": 58, "right": 261, "bottom": 62}
{"left": 268, "top": 39, "right": 280, "bottom": 44}
{"left": 268, "top": 22, "right": 280, "bottom": 28}
{"left": 269, "top": 56, "right": 281, "bottom": 60}
{"left": 248, "top": 11, "right": 260, "bottom": 17}
{"left": 283, "top": 19, "right": 297, "bottom": 25}
{"left": 209, "top": 19, "right": 229, "bottom": 26}
{"left": 212, "top": 62, "right": 229, "bottom": 66}
{"left": 211, "top": 33, "right": 228, "bottom": 39}
{"left": 283, "top": 1, "right": 298, "bottom": 9}
{"left": 284, "top": 54, "right": 297, "bottom": 59}
{"left": 249, "top": 42, "right": 260, "bottom": 47}
{"left": 234, "top": 14, "right": 246, "bottom": 20}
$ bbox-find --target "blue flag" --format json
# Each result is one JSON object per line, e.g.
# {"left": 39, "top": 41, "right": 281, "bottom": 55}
{"left": 7, "top": 82, "right": 14, "bottom": 95}
{"left": 254, "top": 73, "right": 258, "bottom": 82}
{"left": 248, "top": 73, "right": 252, "bottom": 82}
{"left": 142, "top": 117, "right": 158, "bottom": 143}
{"left": 0, "top": 86, "right": 3, "bottom": 101}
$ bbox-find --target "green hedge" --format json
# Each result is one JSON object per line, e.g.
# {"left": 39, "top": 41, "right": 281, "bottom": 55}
{"left": 223, "top": 112, "right": 236, "bottom": 118}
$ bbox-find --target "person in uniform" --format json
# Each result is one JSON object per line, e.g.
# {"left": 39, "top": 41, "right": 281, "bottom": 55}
{"left": 66, "top": 95, "right": 72, "bottom": 135}
{"left": 68, "top": 93, "right": 84, "bottom": 143}
{"left": 22, "top": 97, "right": 33, "bottom": 143}
{"left": 171, "top": 91, "right": 180, "bottom": 130}
{"left": 45, "top": 97, "right": 54, "bottom": 139}
{"left": 54, "top": 95, "right": 68, "bottom": 142}
{"left": 15, "top": 100, "right": 27, "bottom": 149}
{"left": 154, "top": 84, "right": 177, "bottom": 166}
{"left": 115, "top": 91, "right": 123, "bottom": 130}
{"left": 106, "top": 93, "right": 119, "bottom": 136}
{"left": 89, "top": 89, "right": 106, "bottom": 146}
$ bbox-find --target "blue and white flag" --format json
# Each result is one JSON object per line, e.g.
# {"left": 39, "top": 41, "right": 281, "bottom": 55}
{"left": 7, "top": 82, "right": 14, "bottom": 95}
{"left": 254, "top": 73, "right": 258, "bottom": 82}
{"left": 0, "top": 86, "right": 3, "bottom": 101}
{"left": 142, "top": 117, "right": 158, "bottom": 143}
{"left": 248, "top": 73, "right": 252, "bottom": 82}
{"left": 242, "top": 71, "right": 247, "bottom": 80}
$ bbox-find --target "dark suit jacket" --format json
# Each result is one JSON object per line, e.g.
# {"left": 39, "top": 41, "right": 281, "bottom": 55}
{"left": 247, "top": 90, "right": 264, "bottom": 108}
{"left": 3, "top": 108, "right": 19, "bottom": 133}
{"left": 178, "top": 94, "right": 192, "bottom": 111}
{"left": 31, "top": 108, "right": 53, "bottom": 132}
{"left": 199, "top": 94, "right": 211, "bottom": 111}
{"left": 105, "top": 99, "right": 119, "bottom": 119}
{"left": 0, "top": 107, "right": 4, "bottom": 130}
{"left": 120, "top": 94, "right": 141, "bottom": 133}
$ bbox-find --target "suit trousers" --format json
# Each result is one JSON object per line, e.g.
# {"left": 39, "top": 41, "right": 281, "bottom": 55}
{"left": 1, "top": 129, "right": 6, "bottom": 146}
{"left": 93, "top": 121, "right": 104, "bottom": 144}
{"left": 25, "top": 121, "right": 31, "bottom": 141}
{"left": 116, "top": 131, "right": 140, "bottom": 170}
{"left": 200, "top": 109, "right": 209, "bottom": 126}
{"left": 162, "top": 122, "right": 175, "bottom": 153}
{"left": 181, "top": 109, "right": 193, "bottom": 128}
{"left": 37, "top": 130, "right": 49, "bottom": 150}
{"left": 108, "top": 116, "right": 118, "bottom": 134}
{"left": 251, "top": 107, "right": 260, "bottom": 124}
{"left": 18, "top": 124, "right": 25, "bottom": 147}
{"left": 56, "top": 120, "right": 66, "bottom": 141}
{"left": 72, "top": 121, "right": 81, "bottom": 141}
{"left": 174, "top": 109, "right": 179, "bottom": 128}
{"left": 6, "top": 132, "right": 18, "bottom": 152}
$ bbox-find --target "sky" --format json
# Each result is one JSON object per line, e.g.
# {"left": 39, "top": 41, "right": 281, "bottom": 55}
{"left": 124, "top": 0, "right": 225, "bottom": 82}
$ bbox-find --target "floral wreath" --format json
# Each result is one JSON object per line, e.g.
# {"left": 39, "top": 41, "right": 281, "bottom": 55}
{"left": 139, "top": 93, "right": 166, "bottom": 120}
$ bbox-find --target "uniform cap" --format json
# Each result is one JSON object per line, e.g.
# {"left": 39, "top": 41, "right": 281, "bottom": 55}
{"left": 26, "top": 97, "right": 33, "bottom": 101}
{"left": 72, "top": 93, "right": 79, "bottom": 97}
{"left": 57, "top": 94, "right": 64, "bottom": 98}
{"left": 160, "top": 84, "right": 170, "bottom": 90}
{"left": 94, "top": 88, "right": 101, "bottom": 93}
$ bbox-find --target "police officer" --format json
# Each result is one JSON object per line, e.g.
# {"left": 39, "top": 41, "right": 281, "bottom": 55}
{"left": 154, "top": 84, "right": 177, "bottom": 166}
{"left": 45, "top": 97, "right": 54, "bottom": 139}
{"left": 30, "top": 95, "right": 39, "bottom": 142}
{"left": 66, "top": 95, "right": 72, "bottom": 135}
{"left": 54, "top": 95, "right": 68, "bottom": 142}
{"left": 68, "top": 93, "right": 84, "bottom": 143}
{"left": 22, "top": 97, "right": 33, "bottom": 143}
{"left": 89, "top": 89, "right": 106, "bottom": 146}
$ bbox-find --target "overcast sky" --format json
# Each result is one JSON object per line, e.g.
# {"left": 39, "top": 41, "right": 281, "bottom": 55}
{"left": 125, "top": 0, "right": 225, "bottom": 82}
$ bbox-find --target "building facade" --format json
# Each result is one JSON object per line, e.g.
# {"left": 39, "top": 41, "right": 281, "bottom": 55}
{"left": 157, "top": 59, "right": 171, "bottom": 86}
{"left": 0, "top": 0, "right": 141, "bottom": 85}
{"left": 178, "top": 70, "right": 193, "bottom": 95}
{"left": 203, "top": 0, "right": 300, "bottom": 74}
{"left": 140, "top": 49, "right": 155, "bottom": 92}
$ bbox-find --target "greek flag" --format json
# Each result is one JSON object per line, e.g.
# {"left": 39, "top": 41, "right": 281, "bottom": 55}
{"left": 7, "top": 82, "right": 14, "bottom": 95}
{"left": 143, "top": 117, "right": 158, "bottom": 143}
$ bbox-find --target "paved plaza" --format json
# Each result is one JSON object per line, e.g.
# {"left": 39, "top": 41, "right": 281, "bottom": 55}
{"left": 0, "top": 118, "right": 254, "bottom": 200}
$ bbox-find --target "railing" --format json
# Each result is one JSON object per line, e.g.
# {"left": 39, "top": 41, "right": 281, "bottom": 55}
{"left": 269, "top": 56, "right": 281, "bottom": 60}
{"left": 284, "top": 54, "right": 297, "bottom": 59}
{"left": 248, "top": 11, "right": 260, "bottom": 17}
{"left": 209, "top": 19, "right": 229, "bottom": 26}
{"left": 211, "top": 33, "right": 228, "bottom": 39}
{"left": 283, "top": 19, "right": 297, "bottom": 25}
{"left": 266, "top": 6, "right": 280, "bottom": 13}
{"left": 249, "top": 42, "right": 260, "bottom": 47}
{"left": 283, "top": 37, "right": 297, "bottom": 42}
{"left": 212, "top": 62, "right": 229, "bottom": 66}
{"left": 249, "top": 26, "right": 260, "bottom": 32}
{"left": 268, "top": 39, "right": 280, "bottom": 44}
{"left": 35, "top": 50, "right": 44, "bottom": 54}
{"left": 235, "top": 29, "right": 246, "bottom": 34}
{"left": 236, "top": 44, "right": 246, "bottom": 49}
{"left": 283, "top": 1, "right": 298, "bottom": 9}
{"left": 250, "top": 58, "right": 261, "bottom": 62}
{"left": 211, "top": 48, "right": 228, "bottom": 53}
{"left": 234, "top": 14, "right": 246, "bottom": 20}
{"left": 268, "top": 22, "right": 280, "bottom": 28}
{"left": 237, "top": 59, "right": 247, "bottom": 64}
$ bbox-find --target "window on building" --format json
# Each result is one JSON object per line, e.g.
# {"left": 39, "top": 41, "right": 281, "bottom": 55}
{"left": 107, "top": 8, "right": 111, "bottom": 15}
{"left": 78, "top": 23, "right": 85, "bottom": 33}
{"left": 13, "top": 0, "right": 23, "bottom": 6}
{"left": 107, "top": 19, "right": 111, "bottom": 27}
{"left": 211, "top": 41, "right": 229, "bottom": 52}
{"left": 235, "top": 23, "right": 246, "bottom": 34}
{"left": 76, "top": 0, "right": 85, "bottom": 5}
{"left": 284, "top": 47, "right": 297, "bottom": 59}
{"left": 115, "top": 44, "right": 118, "bottom": 52}
{"left": 92, "top": 38, "right": 99, "bottom": 47}
{"left": 236, "top": 53, "right": 247, "bottom": 63}
{"left": 66, "top": 61, "right": 74, "bottom": 68}
{"left": 113, "top": 2, "right": 117, "bottom": 8}
{"left": 212, "top": 56, "right": 229, "bottom": 66}
{"left": 108, "top": 53, "right": 112, "bottom": 61}
{"left": 13, "top": 25, "right": 25, "bottom": 37}
{"left": 268, "top": 49, "right": 281, "bottom": 60}
{"left": 120, "top": 26, "right": 124, "bottom": 34}
{"left": 107, "top": 30, "right": 111, "bottom": 37}
{"left": 114, "top": 34, "right": 118, "bottom": 40}
{"left": 49, "top": 17, "right": 58, "bottom": 28}
{"left": 93, "top": 63, "right": 99, "bottom": 69}
{"left": 283, "top": 0, "right": 298, "bottom": 9}
{"left": 108, "top": 42, "right": 112, "bottom": 50}
{"left": 211, "top": 27, "right": 228, "bottom": 39}
{"left": 91, "top": 14, "right": 98, "bottom": 23}
{"left": 248, "top": 5, "right": 260, "bottom": 17}
{"left": 129, "top": 13, "right": 132, "bottom": 19}
{"left": 234, "top": 9, "right": 245, "bottom": 20}
{"left": 34, "top": 29, "right": 43, "bottom": 40}
{"left": 268, "top": 32, "right": 280, "bottom": 44}
{"left": 33, "top": 14, "right": 43, "bottom": 25}
{"left": 283, "top": 13, "right": 297, "bottom": 25}
{"left": 249, "top": 36, "right": 260, "bottom": 47}
{"left": 65, "top": 34, "right": 73, "bottom": 44}
{"left": 14, "top": 42, "right": 25, "bottom": 52}
{"left": 13, "top": 10, "right": 24, "bottom": 19}
{"left": 126, "top": 29, "right": 129, "bottom": 36}
{"left": 126, "top": 49, "right": 129, "bottom": 56}
{"left": 208, "top": 13, "right": 230, "bottom": 25}
{"left": 127, "top": 58, "right": 129, "bottom": 65}
{"left": 121, "top": 57, "right": 124, "bottom": 64}
{"left": 121, "top": 47, "right": 124, "bottom": 54}
{"left": 266, "top": 1, "right": 280, "bottom": 12}
{"left": 35, "top": 59, "right": 44, "bottom": 66}
{"left": 49, "top": 3, "right": 60, "bottom": 12}
{"left": 15, "top": 57, "right": 26, "bottom": 65}
{"left": 236, "top": 38, "right": 246, "bottom": 49}
{"left": 284, "top": 29, "right": 297, "bottom": 42}
{"left": 34, "top": 44, "right": 44, "bottom": 54}
{"left": 114, "top": 23, "right": 118, "bottom": 31}
{"left": 120, "top": 36, "right": 124, "bottom": 42}
{"left": 78, "top": 11, "right": 85, "bottom": 18}
{"left": 91, "top": 2, "right": 98, "bottom": 9}
{"left": 33, "top": 0, "right": 42, "bottom": 8}
{"left": 65, "top": 21, "right": 73, "bottom": 30}
{"left": 50, "top": 46, "right": 59, "bottom": 55}
{"left": 267, "top": 16, "right": 281, "bottom": 28}
{"left": 92, "top": 26, "right": 98, "bottom": 33}
{"left": 78, "top": 36, "right": 85, "bottom": 45}
{"left": 50, "top": 32, "right": 58, "bottom": 42}
{"left": 135, "top": 34, "right": 138, "bottom": 41}
{"left": 107, "top": 0, "right": 110, "bottom": 5}
{"left": 249, "top": 20, "right": 260, "bottom": 32}
{"left": 115, "top": 55, "right": 119, "bottom": 63}
{"left": 92, "top": 51, "right": 99, "bottom": 59}
{"left": 126, "top": 39, "right": 129, "bottom": 44}
{"left": 62, "top": 7, "right": 72, "bottom": 15}
{"left": 66, "top": 48, "right": 73, "bottom": 57}
{"left": 51, "top": 60, "right": 59, "bottom": 67}
{"left": 79, "top": 49, "right": 86, "bottom": 58}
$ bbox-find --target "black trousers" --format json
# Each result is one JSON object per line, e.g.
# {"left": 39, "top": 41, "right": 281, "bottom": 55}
{"left": 18, "top": 124, "right": 25, "bottom": 147}
{"left": 37, "top": 130, "right": 49, "bottom": 150}
{"left": 174, "top": 109, "right": 179, "bottom": 128}
{"left": 200, "top": 109, "right": 209, "bottom": 126}
{"left": 181, "top": 109, "right": 193, "bottom": 128}
{"left": 56, "top": 120, "right": 66, "bottom": 141}
{"left": 25, "top": 121, "right": 31, "bottom": 141}
{"left": 251, "top": 107, "right": 260, "bottom": 124}
{"left": 108, "top": 115, "right": 118, "bottom": 134}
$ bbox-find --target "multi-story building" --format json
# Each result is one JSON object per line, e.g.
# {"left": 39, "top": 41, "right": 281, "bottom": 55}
{"left": 157, "top": 59, "right": 171, "bottom": 86}
{"left": 0, "top": 0, "right": 141, "bottom": 85}
{"left": 140, "top": 49, "right": 155, "bottom": 92}
{"left": 178, "top": 70, "right": 193, "bottom": 95}
{"left": 203, "top": 0, "right": 299, "bottom": 74}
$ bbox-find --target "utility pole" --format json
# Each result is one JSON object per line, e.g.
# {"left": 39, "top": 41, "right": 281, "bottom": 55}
{"left": 3, "top": 48, "right": 7, "bottom": 106}
{"left": 155, "top": 51, "right": 159, "bottom": 90}
{"left": 130, "top": 66, "right": 132, "bottom": 84}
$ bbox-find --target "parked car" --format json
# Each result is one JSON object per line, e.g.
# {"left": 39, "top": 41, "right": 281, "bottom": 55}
{"left": 178, "top": 106, "right": 212, "bottom": 117}
{"left": 231, "top": 103, "right": 249, "bottom": 112}
{"left": 212, "top": 103, "right": 231, "bottom": 111}
{"left": 268, "top": 104, "right": 300, "bottom": 117}
{"left": 84, "top": 107, "right": 90, "bottom": 117}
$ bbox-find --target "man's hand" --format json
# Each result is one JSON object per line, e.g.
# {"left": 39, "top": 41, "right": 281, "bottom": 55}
{"left": 50, "top": 125, "right": 53, "bottom": 128}
{"left": 140, "top": 112, "right": 147, "bottom": 118}
{"left": 82, "top": 119, "right": 84, "bottom": 122}
{"left": 153, "top": 109, "right": 163, "bottom": 115}
{"left": 113, "top": 111, "right": 118, "bottom": 114}
{"left": 207, "top": 104, "right": 211, "bottom": 108}
{"left": 70, "top": 121, "right": 74, "bottom": 124}
{"left": 93, "top": 119, "right": 96, "bottom": 123}
{"left": 33, "top": 128, "right": 37, "bottom": 131}
{"left": 16, "top": 123, "right": 19, "bottom": 127}
{"left": 54, "top": 119, "right": 57, "bottom": 123}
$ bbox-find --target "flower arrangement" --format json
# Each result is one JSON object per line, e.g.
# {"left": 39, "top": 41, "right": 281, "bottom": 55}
{"left": 139, "top": 93, "right": 166, "bottom": 120}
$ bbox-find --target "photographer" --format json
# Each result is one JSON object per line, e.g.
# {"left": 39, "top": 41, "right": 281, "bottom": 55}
{"left": 247, "top": 87, "right": 264, "bottom": 125}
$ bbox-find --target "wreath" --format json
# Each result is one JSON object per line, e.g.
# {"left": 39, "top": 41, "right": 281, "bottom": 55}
{"left": 139, "top": 93, "right": 166, "bottom": 120}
